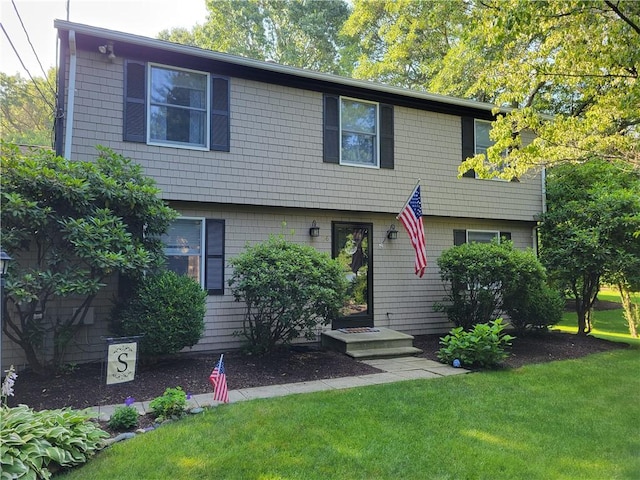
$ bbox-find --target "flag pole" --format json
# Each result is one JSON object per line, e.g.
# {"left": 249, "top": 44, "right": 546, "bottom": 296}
{"left": 396, "top": 179, "right": 422, "bottom": 220}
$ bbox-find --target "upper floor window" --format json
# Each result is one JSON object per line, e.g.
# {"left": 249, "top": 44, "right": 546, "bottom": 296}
{"left": 474, "top": 119, "right": 493, "bottom": 156}
{"left": 324, "top": 94, "right": 394, "bottom": 169}
{"left": 149, "top": 65, "right": 209, "bottom": 149}
{"left": 124, "top": 60, "right": 230, "bottom": 152}
{"left": 161, "top": 217, "right": 225, "bottom": 295}
{"left": 340, "top": 98, "right": 378, "bottom": 167}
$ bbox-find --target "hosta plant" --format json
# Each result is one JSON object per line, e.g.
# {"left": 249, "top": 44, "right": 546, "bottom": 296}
{"left": 1, "top": 404, "right": 109, "bottom": 479}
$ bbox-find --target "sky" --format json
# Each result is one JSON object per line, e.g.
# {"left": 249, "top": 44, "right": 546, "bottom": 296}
{"left": 1, "top": 0, "right": 209, "bottom": 77}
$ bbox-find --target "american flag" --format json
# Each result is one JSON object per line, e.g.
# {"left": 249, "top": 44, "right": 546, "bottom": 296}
{"left": 397, "top": 184, "right": 428, "bottom": 277}
{"left": 209, "top": 354, "right": 229, "bottom": 403}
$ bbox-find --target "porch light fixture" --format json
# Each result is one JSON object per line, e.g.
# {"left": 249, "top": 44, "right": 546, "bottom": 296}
{"left": 309, "top": 220, "right": 320, "bottom": 238}
{"left": 0, "top": 250, "right": 12, "bottom": 277}
{"left": 386, "top": 224, "right": 398, "bottom": 240}
{"left": 98, "top": 42, "right": 116, "bottom": 61}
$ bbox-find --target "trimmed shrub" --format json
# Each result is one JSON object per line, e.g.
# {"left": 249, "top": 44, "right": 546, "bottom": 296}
{"left": 115, "top": 270, "right": 206, "bottom": 357}
{"left": 228, "top": 235, "right": 348, "bottom": 354}
{"left": 503, "top": 283, "right": 564, "bottom": 334}
{"left": 438, "top": 319, "right": 515, "bottom": 368}
{"left": 436, "top": 240, "right": 560, "bottom": 331}
{"left": 1, "top": 405, "right": 108, "bottom": 479}
{"left": 107, "top": 406, "right": 140, "bottom": 431}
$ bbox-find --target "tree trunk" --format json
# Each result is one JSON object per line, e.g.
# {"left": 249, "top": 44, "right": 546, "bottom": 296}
{"left": 618, "top": 282, "right": 639, "bottom": 338}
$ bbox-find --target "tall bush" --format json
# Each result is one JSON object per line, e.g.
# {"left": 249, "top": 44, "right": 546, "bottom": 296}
{"left": 0, "top": 143, "right": 177, "bottom": 373}
{"left": 115, "top": 270, "right": 206, "bottom": 357}
{"left": 228, "top": 236, "right": 347, "bottom": 354}
{"left": 436, "top": 240, "right": 561, "bottom": 331}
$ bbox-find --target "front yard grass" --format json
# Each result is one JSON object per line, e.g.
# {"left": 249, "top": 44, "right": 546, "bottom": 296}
{"left": 61, "top": 349, "right": 640, "bottom": 480}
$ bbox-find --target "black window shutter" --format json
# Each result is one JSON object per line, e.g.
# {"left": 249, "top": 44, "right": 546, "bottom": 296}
{"left": 123, "top": 60, "right": 146, "bottom": 143}
{"left": 323, "top": 94, "right": 340, "bottom": 164}
{"left": 205, "top": 219, "right": 225, "bottom": 295}
{"left": 211, "top": 76, "right": 230, "bottom": 152}
{"left": 461, "top": 116, "right": 476, "bottom": 178}
{"left": 500, "top": 231, "right": 512, "bottom": 242}
{"left": 453, "top": 229, "right": 467, "bottom": 246}
{"left": 379, "top": 103, "right": 394, "bottom": 169}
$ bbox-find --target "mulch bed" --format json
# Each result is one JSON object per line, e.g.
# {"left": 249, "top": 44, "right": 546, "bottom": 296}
{"left": 9, "top": 331, "right": 627, "bottom": 412}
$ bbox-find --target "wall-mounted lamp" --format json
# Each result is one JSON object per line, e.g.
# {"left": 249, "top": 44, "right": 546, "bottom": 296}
{"left": 98, "top": 42, "right": 116, "bottom": 61}
{"left": 0, "top": 250, "right": 12, "bottom": 276}
{"left": 309, "top": 220, "right": 320, "bottom": 238}
{"left": 386, "top": 224, "right": 398, "bottom": 240}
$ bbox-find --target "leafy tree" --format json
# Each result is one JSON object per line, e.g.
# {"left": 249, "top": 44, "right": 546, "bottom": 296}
{"left": 342, "top": 0, "right": 471, "bottom": 91}
{"left": 0, "top": 70, "right": 56, "bottom": 147}
{"left": 436, "top": 240, "right": 561, "bottom": 332}
{"left": 343, "top": 1, "right": 639, "bottom": 177}
{"left": 0, "top": 143, "right": 177, "bottom": 373}
{"left": 539, "top": 160, "right": 640, "bottom": 335}
{"left": 159, "top": 0, "right": 357, "bottom": 75}
{"left": 114, "top": 270, "right": 207, "bottom": 357}
{"left": 452, "top": 1, "right": 640, "bottom": 178}
{"left": 228, "top": 235, "right": 347, "bottom": 354}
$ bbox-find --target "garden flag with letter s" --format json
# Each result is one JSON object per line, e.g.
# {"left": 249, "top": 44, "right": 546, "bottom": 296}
{"left": 397, "top": 182, "right": 428, "bottom": 277}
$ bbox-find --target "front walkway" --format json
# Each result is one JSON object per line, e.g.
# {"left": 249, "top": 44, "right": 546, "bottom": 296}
{"left": 90, "top": 357, "right": 469, "bottom": 421}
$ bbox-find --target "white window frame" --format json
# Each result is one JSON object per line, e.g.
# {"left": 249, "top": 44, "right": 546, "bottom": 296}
{"left": 339, "top": 96, "right": 380, "bottom": 169}
{"left": 162, "top": 217, "right": 206, "bottom": 288}
{"left": 147, "top": 63, "right": 210, "bottom": 151}
{"left": 467, "top": 230, "right": 500, "bottom": 244}
{"left": 474, "top": 119, "right": 510, "bottom": 181}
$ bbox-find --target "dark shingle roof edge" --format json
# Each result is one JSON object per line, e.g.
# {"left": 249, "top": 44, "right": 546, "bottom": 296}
{"left": 54, "top": 19, "right": 505, "bottom": 116}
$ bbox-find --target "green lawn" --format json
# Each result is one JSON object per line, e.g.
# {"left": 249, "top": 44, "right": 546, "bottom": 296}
{"left": 555, "top": 287, "right": 640, "bottom": 346}
{"left": 61, "top": 349, "right": 640, "bottom": 480}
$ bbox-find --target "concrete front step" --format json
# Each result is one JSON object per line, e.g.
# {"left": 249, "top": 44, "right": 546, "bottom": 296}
{"left": 346, "top": 346, "right": 424, "bottom": 359}
{"left": 321, "top": 327, "right": 423, "bottom": 359}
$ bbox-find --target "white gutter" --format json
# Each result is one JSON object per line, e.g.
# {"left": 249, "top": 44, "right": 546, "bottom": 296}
{"left": 541, "top": 167, "right": 547, "bottom": 214}
{"left": 63, "top": 30, "right": 76, "bottom": 160}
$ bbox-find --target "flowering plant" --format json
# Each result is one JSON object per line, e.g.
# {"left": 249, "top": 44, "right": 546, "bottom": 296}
{"left": 1, "top": 365, "right": 17, "bottom": 405}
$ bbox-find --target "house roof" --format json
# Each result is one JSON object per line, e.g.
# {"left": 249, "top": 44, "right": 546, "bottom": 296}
{"left": 54, "top": 19, "right": 500, "bottom": 120}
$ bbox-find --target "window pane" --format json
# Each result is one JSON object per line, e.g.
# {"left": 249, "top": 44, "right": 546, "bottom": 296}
{"left": 150, "top": 106, "right": 205, "bottom": 145}
{"left": 341, "top": 133, "right": 375, "bottom": 166}
{"left": 475, "top": 120, "right": 493, "bottom": 154}
{"left": 150, "top": 68, "right": 206, "bottom": 108}
{"left": 341, "top": 99, "right": 376, "bottom": 134}
{"left": 162, "top": 219, "right": 203, "bottom": 284}
{"left": 166, "top": 255, "right": 200, "bottom": 282}
{"left": 468, "top": 231, "right": 499, "bottom": 243}
{"left": 149, "top": 65, "right": 208, "bottom": 147}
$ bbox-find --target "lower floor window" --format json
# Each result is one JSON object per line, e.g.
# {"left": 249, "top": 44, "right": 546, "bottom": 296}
{"left": 454, "top": 229, "right": 511, "bottom": 246}
{"left": 161, "top": 217, "right": 225, "bottom": 294}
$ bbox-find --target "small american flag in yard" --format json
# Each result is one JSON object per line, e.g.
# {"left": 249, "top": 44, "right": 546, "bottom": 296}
{"left": 209, "top": 354, "right": 229, "bottom": 403}
{"left": 397, "top": 183, "right": 428, "bottom": 277}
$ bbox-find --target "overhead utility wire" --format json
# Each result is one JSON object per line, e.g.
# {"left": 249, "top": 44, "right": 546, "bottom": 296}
{"left": 11, "top": 0, "right": 56, "bottom": 94}
{"left": 0, "top": 23, "right": 56, "bottom": 111}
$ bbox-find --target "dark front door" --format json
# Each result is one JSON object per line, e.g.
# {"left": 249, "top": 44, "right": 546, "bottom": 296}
{"left": 332, "top": 222, "right": 373, "bottom": 329}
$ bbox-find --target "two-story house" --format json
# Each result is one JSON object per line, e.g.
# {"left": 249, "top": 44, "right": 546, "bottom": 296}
{"left": 1, "top": 20, "right": 544, "bottom": 368}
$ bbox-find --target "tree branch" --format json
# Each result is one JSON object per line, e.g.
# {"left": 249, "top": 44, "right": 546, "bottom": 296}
{"left": 605, "top": 0, "right": 640, "bottom": 36}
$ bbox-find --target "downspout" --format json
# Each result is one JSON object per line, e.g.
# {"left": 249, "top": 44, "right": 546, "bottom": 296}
{"left": 534, "top": 167, "right": 547, "bottom": 255}
{"left": 541, "top": 167, "right": 547, "bottom": 214}
{"left": 63, "top": 30, "right": 76, "bottom": 160}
